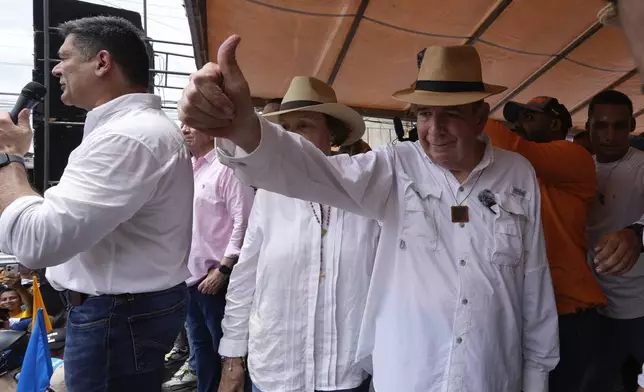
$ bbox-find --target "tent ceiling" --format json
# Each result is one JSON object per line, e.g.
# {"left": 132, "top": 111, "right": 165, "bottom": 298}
{"left": 188, "top": 0, "right": 643, "bottom": 132}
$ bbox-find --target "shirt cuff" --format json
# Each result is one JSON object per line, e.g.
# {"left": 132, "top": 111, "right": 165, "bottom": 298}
{"left": 638, "top": 364, "right": 644, "bottom": 387}
{"left": 223, "top": 253, "right": 240, "bottom": 262}
{"left": 216, "top": 115, "right": 280, "bottom": 170}
{"left": 223, "top": 244, "right": 241, "bottom": 260}
{"left": 523, "top": 366, "right": 548, "bottom": 392}
{"left": 218, "top": 337, "right": 248, "bottom": 357}
{"left": 0, "top": 195, "right": 44, "bottom": 255}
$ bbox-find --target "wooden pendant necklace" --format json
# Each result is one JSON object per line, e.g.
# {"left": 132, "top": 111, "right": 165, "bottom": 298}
{"left": 310, "top": 202, "right": 331, "bottom": 279}
{"left": 444, "top": 169, "right": 485, "bottom": 223}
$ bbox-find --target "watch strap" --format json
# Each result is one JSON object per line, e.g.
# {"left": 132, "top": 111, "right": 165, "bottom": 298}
{"left": 0, "top": 153, "right": 25, "bottom": 168}
{"left": 626, "top": 223, "right": 644, "bottom": 252}
{"left": 218, "top": 264, "right": 233, "bottom": 276}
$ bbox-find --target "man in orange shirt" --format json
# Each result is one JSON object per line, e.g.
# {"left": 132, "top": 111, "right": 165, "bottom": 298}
{"left": 486, "top": 96, "right": 606, "bottom": 392}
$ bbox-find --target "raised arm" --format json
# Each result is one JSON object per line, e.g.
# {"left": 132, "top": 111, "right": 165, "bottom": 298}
{"left": 485, "top": 120, "right": 596, "bottom": 195}
{"left": 520, "top": 170, "right": 560, "bottom": 392}
{"left": 178, "top": 36, "right": 395, "bottom": 221}
{"left": 0, "top": 134, "right": 169, "bottom": 269}
{"left": 1, "top": 275, "right": 33, "bottom": 316}
{"left": 217, "top": 116, "right": 394, "bottom": 221}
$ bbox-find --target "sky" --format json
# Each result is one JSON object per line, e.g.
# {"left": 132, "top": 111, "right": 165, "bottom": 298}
{"left": 0, "top": 0, "right": 197, "bottom": 122}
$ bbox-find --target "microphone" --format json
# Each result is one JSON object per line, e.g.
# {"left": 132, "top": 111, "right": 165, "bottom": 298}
{"left": 477, "top": 189, "right": 497, "bottom": 215}
{"left": 10, "top": 82, "right": 47, "bottom": 124}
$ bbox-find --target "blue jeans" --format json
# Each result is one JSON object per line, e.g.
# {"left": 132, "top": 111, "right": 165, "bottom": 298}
{"left": 64, "top": 283, "right": 188, "bottom": 392}
{"left": 186, "top": 322, "right": 196, "bottom": 370}
{"left": 186, "top": 284, "right": 227, "bottom": 392}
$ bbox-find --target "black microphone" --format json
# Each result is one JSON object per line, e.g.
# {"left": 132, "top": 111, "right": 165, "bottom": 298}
{"left": 10, "top": 82, "right": 47, "bottom": 124}
{"left": 478, "top": 189, "right": 497, "bottom": 215}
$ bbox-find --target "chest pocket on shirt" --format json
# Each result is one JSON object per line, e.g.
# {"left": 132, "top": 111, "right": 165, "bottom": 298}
{"left": 491, "top": 193, "right": 527, "bottom": 267}
{"left": 402, "top": 181, "right": 441, "bottom": 251}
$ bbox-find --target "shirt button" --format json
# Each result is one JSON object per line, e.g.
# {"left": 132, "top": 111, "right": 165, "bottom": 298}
{"left": 462, "top": 298, "right": 468, "bottom": 305}
{"left": 459, "top": 260, "right": 466, "bottom": 266}
{"left": 399, "top": 239, "right": 406, "bottom": 249}
{"left": 458, "top": 186, "right": 464, "bottom": 192}
{"left": 459, "top": 222, "right": 465, "bottom": 228}
{"left": 456, "top": 337, "right": 463, "bottom": 344}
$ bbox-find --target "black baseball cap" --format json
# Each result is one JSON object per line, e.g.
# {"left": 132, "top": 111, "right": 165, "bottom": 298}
{"left": 504, "top": 96, "right": 573, "bottom": 131}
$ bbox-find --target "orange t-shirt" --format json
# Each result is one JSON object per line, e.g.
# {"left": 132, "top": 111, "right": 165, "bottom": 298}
{"left": 486, "top": 120, "right": 606, "bottom": 314}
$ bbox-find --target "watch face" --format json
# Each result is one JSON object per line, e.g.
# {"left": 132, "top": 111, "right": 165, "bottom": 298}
{"left": 0, "top": 154, "right": 9, "bottom": 166}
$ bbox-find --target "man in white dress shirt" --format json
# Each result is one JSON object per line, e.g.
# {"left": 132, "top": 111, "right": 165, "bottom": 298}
{"left": 178, "top": 37, "right": 559, "bottom": 392}
{"left": 217, "top": 77, "right": 379, "bottom": 392}
{"left": 0, "top": 17, "right": 192, "bottom": 391}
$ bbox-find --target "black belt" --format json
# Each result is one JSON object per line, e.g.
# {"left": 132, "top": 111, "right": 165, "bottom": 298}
{"left": 61, "top": 290, "right": 91, "bottom": 307}
{"left": 61, "top": 283, "right": 187, "bottom": 308}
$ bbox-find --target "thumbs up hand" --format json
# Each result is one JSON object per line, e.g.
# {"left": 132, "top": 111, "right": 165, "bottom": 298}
{"left": 179, "top": 35, "right": 261, "bottom": 152}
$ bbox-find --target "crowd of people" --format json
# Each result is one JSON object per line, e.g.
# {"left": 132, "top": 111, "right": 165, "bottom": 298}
{"left": 0, "top": 266, "right": 34, "bottom": 330}
{"left": 0, "top": 1, "right": 643, "bottom": 391}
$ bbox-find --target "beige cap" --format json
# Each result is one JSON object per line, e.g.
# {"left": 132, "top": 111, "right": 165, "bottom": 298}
{"left": 49, "top": 363, "right": 66, "bottom": 392}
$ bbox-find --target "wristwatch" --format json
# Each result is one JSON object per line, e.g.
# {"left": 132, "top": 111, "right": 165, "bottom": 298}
{"left": 218, "top": 264, "right": 233, "bottom": 276}
{"left": 625, "top": 223, "right": 644, "bottom": 252}
{"left": 0, "top": 153, "right": 25, "bottom": 169}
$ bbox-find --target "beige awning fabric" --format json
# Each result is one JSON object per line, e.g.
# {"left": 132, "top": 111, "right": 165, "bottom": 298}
{"left": 187, "top": 0, "right": 642, "bottom": 132}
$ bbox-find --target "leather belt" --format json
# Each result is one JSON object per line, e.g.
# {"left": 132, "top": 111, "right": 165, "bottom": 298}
{"left": 61, "top": 290, "right": 90, "bottom": 307}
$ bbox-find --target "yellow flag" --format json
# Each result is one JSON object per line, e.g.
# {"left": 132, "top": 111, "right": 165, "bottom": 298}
{"left": 31, "top": 275, "right": 52, "bottom": 332}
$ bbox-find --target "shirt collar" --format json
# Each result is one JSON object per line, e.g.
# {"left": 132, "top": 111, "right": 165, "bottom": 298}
{"left": 473, "top": 134, "right": 495, "bottom": 173}
{"left": 192, "top": 148, "right": 218, "bottom": 166}
{"left": 204, "top": 148, "right": 218, "bottom": 163}
{"left": 83, "top": 93, "right": 162, "bottom": 138}
{"left": 594, "top": 147, "right": 635, "bottom": 166}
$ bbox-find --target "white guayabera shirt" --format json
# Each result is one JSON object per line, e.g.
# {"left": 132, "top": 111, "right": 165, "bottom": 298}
{"left": 219, "top": 189, "right": 380, "bottom": 392}
{"left": 217, "top": 116, "right": 559, "bottom": 392}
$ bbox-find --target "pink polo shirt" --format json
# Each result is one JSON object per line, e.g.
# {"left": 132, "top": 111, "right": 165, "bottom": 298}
{"left": 186, "top": 149, "right": 255, "bottom": 286}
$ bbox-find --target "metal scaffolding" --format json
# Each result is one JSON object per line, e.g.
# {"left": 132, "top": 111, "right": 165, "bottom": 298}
{"left": 42, "top": 0, "right": 51, "bottom": 193}
{"left": 38, "top": 0, "right": 195, "bottom": 191}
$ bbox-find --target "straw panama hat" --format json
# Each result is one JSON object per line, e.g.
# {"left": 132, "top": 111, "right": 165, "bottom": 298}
{"left": 393, "top": 45, "right": 507, "bottom": 106}
{"left": 262, "top": 76, "right": 366, "bottom": 146}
